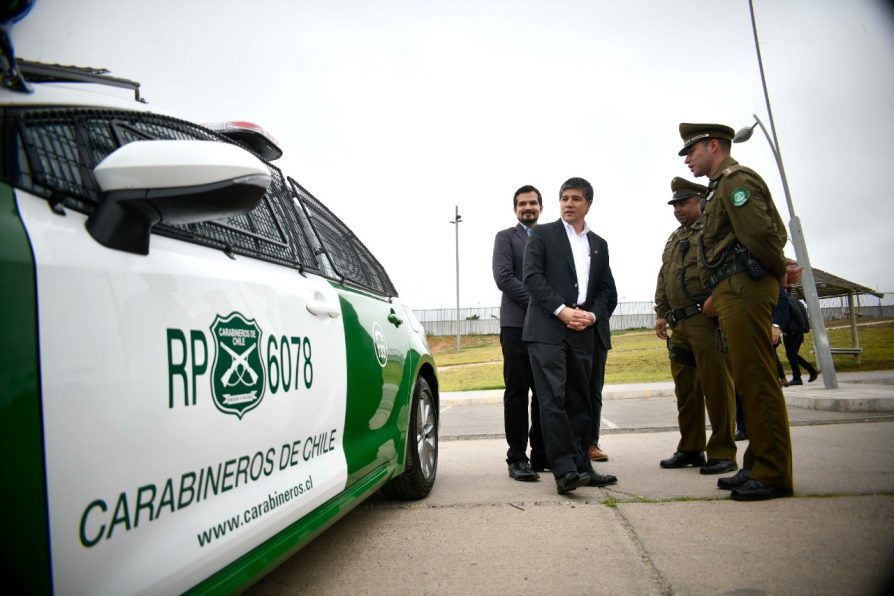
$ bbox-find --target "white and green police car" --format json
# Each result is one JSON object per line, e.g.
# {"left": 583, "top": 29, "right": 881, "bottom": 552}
{"left": 1, "top": 12, "right": 438, "bottom": 594}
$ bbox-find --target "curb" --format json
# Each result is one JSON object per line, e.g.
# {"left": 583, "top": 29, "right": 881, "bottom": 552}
{"left": 782, "top": 383, "right": 894, "bottom": 412}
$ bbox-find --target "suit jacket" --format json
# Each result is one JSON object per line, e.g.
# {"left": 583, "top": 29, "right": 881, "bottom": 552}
{"left": 492, "top": 223, "right": 531, "bottom": 328}
{"left": 522, "top": 219, "right": 617, "bottom": 349}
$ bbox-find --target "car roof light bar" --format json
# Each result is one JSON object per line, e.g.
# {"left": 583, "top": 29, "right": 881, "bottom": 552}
{"left": 16, "top": 59, "right": 143, "bottom": 101}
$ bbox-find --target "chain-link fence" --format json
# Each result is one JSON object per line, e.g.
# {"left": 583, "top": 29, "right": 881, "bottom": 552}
{"left": 416, "top": 293, "right": 893, "bottom": 336}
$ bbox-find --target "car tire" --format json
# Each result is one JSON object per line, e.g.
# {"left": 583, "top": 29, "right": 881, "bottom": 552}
{"left": 381, "top": 376, "right": 438, "bottom": 499}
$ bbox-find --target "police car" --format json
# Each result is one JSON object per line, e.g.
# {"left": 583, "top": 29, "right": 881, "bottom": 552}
{"left": 1, "top": 5, "right": 438, "bottom": 593}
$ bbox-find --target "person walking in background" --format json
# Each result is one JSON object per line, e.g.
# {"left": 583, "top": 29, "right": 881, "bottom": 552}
{"left": 492, "top": 185, "right": 547, "bottom": 481}
{"left": 523, "top": 177, "right": 617, "bottom": 494}
{"left": 679, "top": 122, "right": 794, "bottom": 501}
{"left": 654, "top": 176, "right": 737, "bottom": 475}
{"left": 781, "top": 288, "right": 819, "bottom": 385}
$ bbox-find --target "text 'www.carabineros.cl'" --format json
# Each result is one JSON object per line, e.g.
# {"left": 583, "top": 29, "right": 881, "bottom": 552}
{"left": 197, "top": 476, "right": 314, "bottom": 547}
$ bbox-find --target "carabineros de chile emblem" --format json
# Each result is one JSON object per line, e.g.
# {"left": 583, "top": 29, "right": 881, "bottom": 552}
{"left": 730, "top": 186, "right": 750, "bottom": 207}
{"left": 210, "top": 312, "right": 266, "bottom": 419}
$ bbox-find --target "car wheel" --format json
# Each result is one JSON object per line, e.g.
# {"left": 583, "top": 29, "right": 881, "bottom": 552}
{"left": 381, "top": 376, "right": 437, "bottom": 499}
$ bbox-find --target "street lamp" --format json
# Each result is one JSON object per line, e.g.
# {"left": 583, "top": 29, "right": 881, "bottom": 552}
{"left": 735, "top": 0, "right": 838, "bottom": 389}
{"left": 449, "top": 206, "right": 462, "bottom": 352}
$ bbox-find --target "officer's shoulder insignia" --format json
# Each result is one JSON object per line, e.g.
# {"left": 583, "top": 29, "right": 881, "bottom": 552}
{"left": 730, "top": 186, "right": 750, "bottom": 207}
{"left": 721, "top": 165, "right": 742, "bottom": 177}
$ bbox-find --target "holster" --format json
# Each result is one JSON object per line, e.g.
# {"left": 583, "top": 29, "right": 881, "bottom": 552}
{"left": 668, "top": 342, "right": 696, "bottom": 367}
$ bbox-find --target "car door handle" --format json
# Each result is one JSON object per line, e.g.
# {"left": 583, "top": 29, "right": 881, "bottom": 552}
{"left": 306, "top": 300, "right": 341, "bottom": 318}
{"left": 388, "top": 309, "right": 403, "bottom": 328}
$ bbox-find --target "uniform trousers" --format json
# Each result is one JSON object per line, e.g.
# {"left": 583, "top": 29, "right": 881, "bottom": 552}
{"left": 713, "top": 272, "right": 793, "bottom": 489}
{"left": 527, "top": 333, "right": 595, "bottom": 477}
{"left": 668, "top": 314, "right": 736, "bottom": 461}
{"left": 500, "top": 326, "right": 544, "bottom": 464}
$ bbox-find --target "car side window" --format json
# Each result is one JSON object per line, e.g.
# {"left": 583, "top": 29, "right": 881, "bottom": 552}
{"left": 7, "top": 107, "right": 318, "bottom": 271}
{"left": 289, "top": 177, "right": 398, "bottom": 298}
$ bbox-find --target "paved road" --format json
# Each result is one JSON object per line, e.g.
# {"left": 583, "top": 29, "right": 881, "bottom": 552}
{"left": 440, "top": 391, "right": 894, "bottom": 440}
{"left": 247, "top": 373, "right": 894, "bottom": 595}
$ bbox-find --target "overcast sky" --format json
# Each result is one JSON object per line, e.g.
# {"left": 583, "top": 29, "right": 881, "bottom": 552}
{"left": 14, "top": 0, "right": 894, "bottom": 310}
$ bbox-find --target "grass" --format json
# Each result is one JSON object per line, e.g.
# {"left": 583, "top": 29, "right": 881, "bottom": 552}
{"left": 428, "top": 335, "right": 502, "bottom": 366}
{"left": 826, "top": 321, "right": 894, "bottom": 372}
{"left": 430, "top": 320, "right": 894, "bottom": 392}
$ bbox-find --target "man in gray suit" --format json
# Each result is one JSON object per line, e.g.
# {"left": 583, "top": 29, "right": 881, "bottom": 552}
{"left": 523, "top": 177, "right": 618, "bottom": 495}
{"left": 493, "top": 185, "right": 546, "bottom": 481}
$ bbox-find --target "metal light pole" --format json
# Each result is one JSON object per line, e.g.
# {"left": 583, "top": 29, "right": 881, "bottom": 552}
{"left": 735, "top": 0, "right": 838, "bottom": 389}
{"left": 449, "top": 206, "right": 462, "bottom": 351}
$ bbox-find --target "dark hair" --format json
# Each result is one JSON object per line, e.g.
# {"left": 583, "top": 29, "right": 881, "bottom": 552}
{"left": 559, "top": 177, "right": 593, "bottom": 203}
{"left": 716, "top": 138, "right": 732, "bottom": 153}
{"left": 513, "top": 185, "right": 543, "bottom": 208}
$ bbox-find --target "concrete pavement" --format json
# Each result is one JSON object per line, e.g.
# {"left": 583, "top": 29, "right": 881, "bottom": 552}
{"left": 248, "top": 372, "right": 894, "bottom": 595}
{"left": 439, "top": 370, "right": 894, "bottom": 440}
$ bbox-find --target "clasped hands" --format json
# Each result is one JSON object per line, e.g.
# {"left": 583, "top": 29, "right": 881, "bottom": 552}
{"left": 559, "top": 306, "right": 596, "bottom": 331}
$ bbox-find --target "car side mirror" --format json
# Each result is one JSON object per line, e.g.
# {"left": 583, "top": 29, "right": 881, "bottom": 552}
{"left": 86, "top": 140, "right": 271, "bottom": 255}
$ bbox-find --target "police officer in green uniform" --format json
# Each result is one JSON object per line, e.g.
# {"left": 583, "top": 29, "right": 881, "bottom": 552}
{"left": 678, "top": 122, "right": 793, "bottom": 501}
{"left": 655, "top": 177, "right": 737, "bottom": 475}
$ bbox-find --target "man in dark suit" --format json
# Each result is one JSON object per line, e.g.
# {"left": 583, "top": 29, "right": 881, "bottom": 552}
{"left": 523, "top": 177, "right": 618, "bottom": 495}
{"left": 492, "top": 185, "right": 547, "bottom": 481}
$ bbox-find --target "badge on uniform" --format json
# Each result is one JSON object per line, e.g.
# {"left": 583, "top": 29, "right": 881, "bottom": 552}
{"left": 731, "top": 187, "right": 750, "bottom": 207}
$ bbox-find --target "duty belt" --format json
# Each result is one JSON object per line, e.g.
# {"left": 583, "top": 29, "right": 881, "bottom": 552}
{"left": 668, "top": 304, "right": 702, "bottom": 325}
{"left": 707, "top": 258, "right": 747, "bottom": 289}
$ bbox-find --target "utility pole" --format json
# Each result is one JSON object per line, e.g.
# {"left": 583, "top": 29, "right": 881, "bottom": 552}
{"left": 450, "top": 205, "right": 462, "bottom": 351}
{"left": 740, "top": 0, "right": 837, "bottom": 388}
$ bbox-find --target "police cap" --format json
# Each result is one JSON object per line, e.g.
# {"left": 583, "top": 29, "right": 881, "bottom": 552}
{"left": 677, "top": 122, "right": 735, "bottom": 156}
{"left": 669, "top": 177, "right": 708, "bottom": 204}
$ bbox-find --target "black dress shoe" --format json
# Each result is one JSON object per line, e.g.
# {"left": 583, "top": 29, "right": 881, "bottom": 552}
{"left": 699, "top": 459, "right": 738, "bottom": 475}
{"left": 808, "top": 371, "right": 819, "bottom": 382}
{"left": 555, "top": 472, "right": 590, "bottom": 494}
{"left": 717, "top": 468, "right": 751, "bottom": 490}
{"left": 788, "top": 378, "right": 803, "bottom": 386}
{"left": 735, "top": 430, "right": 748, "bottom": 441}
{"left": 659, "top": 451, "right": 706, "bottom": 469}
{"left": 731, "top": 479, "right": 793, "bottom": 501}
{"left": 508, "top": 460, "right": 540, "bottom": 482}
{"left": 586, "top": 470, "right": 618, "bottom": 487}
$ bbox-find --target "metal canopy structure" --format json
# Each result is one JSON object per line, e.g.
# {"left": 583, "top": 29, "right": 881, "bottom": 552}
{"left": 788, "top": 267, "right": 881, "bottom": 301}
{"left": 788, "top": 265, "right": 881, "bottom": 364}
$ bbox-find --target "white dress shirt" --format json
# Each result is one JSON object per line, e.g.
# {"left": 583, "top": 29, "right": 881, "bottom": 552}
{"left": 552, "top": 220, "right": 595, "bottom": 319}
